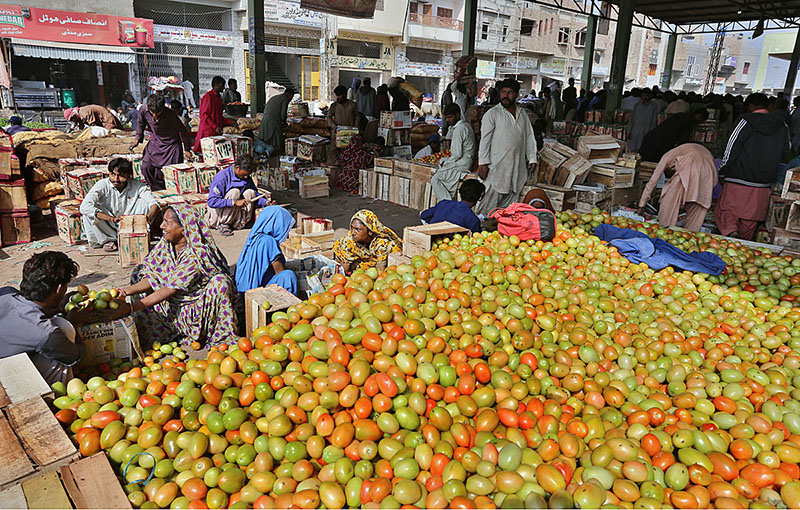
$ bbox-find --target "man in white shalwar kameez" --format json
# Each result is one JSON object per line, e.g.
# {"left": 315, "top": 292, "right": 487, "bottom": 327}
{"left": 431, "top": 104, "right": 476, "bottom": 201}
{"left": 80, "top": 158, "right": 159, "bottom": 251}
{"left": 475, "top": 79, "right": 537, "bottom": 216}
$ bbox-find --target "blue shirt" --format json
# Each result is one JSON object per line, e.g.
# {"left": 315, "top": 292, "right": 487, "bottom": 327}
{"left": 420, "top": 200, "right": 481, "bottom": 233}
{"left": 207, "top": 165, "right": 266, "bottom": 209}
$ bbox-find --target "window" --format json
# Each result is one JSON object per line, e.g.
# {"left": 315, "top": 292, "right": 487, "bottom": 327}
{"left": 575, "top": 30, "right": 586, "bottom": 47}
{"left": 686, "top": 55, "right": 696, "bottom": 77}
{"left": 743, "top": 62, "right": 751, "bottom": 75}
{"left": 648, "top": 64, "right": 657, "bottom": 76}
{"left": 482, "top": 23, "right": 489, "bottom": 40}
{"left": 437, "top": 7, "right": 452, "bottom": 18}
{"left": 550, "top": 18, "right": 554, "bottom": 34}
{"left": 520, "top": 18, "right": 534, "bottom": 36}
{"left": 406, "top": 47, "right": 441, "bottom": 64}
{"left": 594, "top": 50, "right": 604, "bottom": 64}
{"left": 410, "top": 2, "right": 418, "bottom": 13}
{"left": 558, "top": 27, "right": 571, "bottom": 44}
{"left": 502, "top": 25, "right": 507, "bottom": 41}
{"left": 337, "top": 39, "right": 382, "bottom": 59}
{"left": 538, "top": 20, "right": 543, "bottom": 36}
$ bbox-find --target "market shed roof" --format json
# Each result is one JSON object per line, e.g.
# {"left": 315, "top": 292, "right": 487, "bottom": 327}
{"left": 608, "top": 0, "right": 800, "bottom": 26}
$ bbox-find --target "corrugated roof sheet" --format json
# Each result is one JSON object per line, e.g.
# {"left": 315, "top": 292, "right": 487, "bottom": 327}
{"left": 11, "top": 39, "right": 136, "bottom": 64}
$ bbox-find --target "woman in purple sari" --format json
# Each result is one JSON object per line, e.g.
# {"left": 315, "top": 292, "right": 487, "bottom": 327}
{"left": 130, "top": 94, "right": 192, "bottom": 191}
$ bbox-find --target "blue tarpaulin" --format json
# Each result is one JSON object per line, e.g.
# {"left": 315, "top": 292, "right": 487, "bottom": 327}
{"left": 594, "top": 224, "right": 726, "bottom": 275}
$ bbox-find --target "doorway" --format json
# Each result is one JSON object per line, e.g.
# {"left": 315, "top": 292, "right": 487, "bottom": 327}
{"left": 301, "top": 56, "right": 320, "bottom": 101}
{"left": 181, "top": 57, "right": 199, "bottom": 105}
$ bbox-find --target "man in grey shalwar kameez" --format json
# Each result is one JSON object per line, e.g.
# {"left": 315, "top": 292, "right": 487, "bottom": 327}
{"left": 431, "top": 103, "right": 476, "bottom": 201}
{"left": 475, "top": 79, "right": 538, "bottom": 216}
{"left": 258, "top": 87, "right": 294, "bottom": 155}
{"left": 627, "top": 87, "right": 660, "bottom": 152}
{"left": 79, "top": 158, "right": 159, "bottom": 251}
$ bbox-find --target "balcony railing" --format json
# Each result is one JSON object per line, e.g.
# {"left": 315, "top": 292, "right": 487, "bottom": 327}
{"left": 410, "top": 13, "right": 464, "bottom": 31}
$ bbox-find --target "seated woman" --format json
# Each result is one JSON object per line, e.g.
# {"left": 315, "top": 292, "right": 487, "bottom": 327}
{"left": 522, "top": 188, "right": 555, "bottom": 212}
{"left": 333, "top": 210, "right": 402, "bottom": 274}
{"left": 338, "top": 115, "right": 375, "bottom": 193}
{"left": 235, "top": 205, "right": 298, "bottom": 294}
{"left": 116, "top": 204, "right": 238, "bottom": 349}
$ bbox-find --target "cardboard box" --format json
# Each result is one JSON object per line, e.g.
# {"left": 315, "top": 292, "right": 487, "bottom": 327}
{"left": 65, "top": 168, "right": 104, "bottom": 201}
{"left": 285, "top": 137, "right": 300, "bottom": 156}
{"left": 76, "top": 316, "right": 142, "bottom": 367}
{"left": 244, "top": 285, "right": 302, "bottom": 337}
{"left": 403, "top": 222, "right": 469, "bottom": 258}
{"left": 299, "top": 175, "right": 329, "bottom": 198}
{"left": 394, "top": 159, "right": 414, "bottom": 179}
{"left": 1, "top": 212, "right": 30, "bottom": 246}
{"left": 195, "top": 164, "right": 218, "bottom": 193}
{"left": 280, "top": 156, "right": 311, "bottom": 179}
{"left": 224, "top": 135, "right": 253, "bottom": 159}
{"left": 335, "top": 126, "right": 359, "bottom": 148}
{"left": 285, "top": 254, "right": 343, "bottom": 295}
{"left": 297, "top": 135, "right": 328, "bottom": 162}
{"left": 118, "top": 215, "right": 149, "bottom": 266}
{"left": 0, "top": 179, "right": 26, "bottom": 213}
{"left": 380, "top": 110, "right": 412, "bottom": 129}
{"left": 163, "top": 164, "right": 200, "bottom": 194}
{"left": 378, "top": 127, "right": 411, "bottom": 146}
{"left": 55, "top": 200, "right": 84, "bottom": 245}
{"left": 201, "top": 136, "right": 235, "bottom": 166}
{"left": 587, "top": 164, "right": 635, "bottom": 189}
{"left": 182, "top": 193, "right": 208, "bottom": 217}
{"left": 392, "top": 145, "right": 413, "bottom": 159}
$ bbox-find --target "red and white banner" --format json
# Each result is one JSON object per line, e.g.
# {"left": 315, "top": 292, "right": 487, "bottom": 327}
{"left": 0, "top": 4, "right": 154, "bottom": 48}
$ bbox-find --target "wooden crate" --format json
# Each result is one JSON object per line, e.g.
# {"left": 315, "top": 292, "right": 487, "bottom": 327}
{"left": 0, "top": 179, "right": 27, "bottom": 213}
{"left": 374, "top": 157, "right": 395, "bottom": 175}
{"left": 537, "top": 184, "right": 577, "bottom": 212}
{"left": 403, "top": 222, "right": 470, "bottom": 258}
{"left": 299, "top": 175, "right": 329, "bottom": 198}
{"left": 410, "top": 180, "right": 428, "bottom": 211}
{"left": 163, "top": 164, "right": 200, "bottom": 194}
{"left": 411, "top": 162, "right": 435, "bottom": 183}
{"left": 54, "top": 200, "right": 84, "bottom": 245}
{"left": 297, "top": 141, "right": 327, "bottom": 162}
{"left": 783, "top": 168, "right": 800, "bottom": 201}
{"left": 611, "top": 182, "right": 643, "bottom": 207}
{"left": 394, "top": 159, "right": 413, "bottom": 179}
{"left": 269, "top": 168, "right": 290, "bottom": 191}
{"left": 574, "top": 185, "right": 612, "bottom": 213}
{"left": 577, "top": 135, "right": 623, "bottom": 165}
{"left": 118, "top": 215, "right": 149, "bottom": 266}
{"left": 767, "top": 193, "right": 793, "bottom": 231}
{"left": 285, "top": 137, "right": 299, "bottom": 156}
{"left": 65, "top": 168, "right": 104, "bottom": 201}
{"left": 61, "top": 453, "right": 132, "bottom": 509}
{"left": 282, "top": 235, "right": 322, "bottom": 259}
{"left": 7, "top": 397, "right": 76, "bottom": 466}
{"left": 10, "top": 155, "right": 20, "bottom": 178}
{"left": 182, "top": 193, "right": 208, "bottom": 217}
{"left": 359, "top": 169, "right": 370, "bottom": 196}
{"left": 772, "top": 227, "right": 800, "bottom": 252}
{"left": 201, "top": 136, "right": 235, "bottom": 166}
{"left": 555, "top": 154, "right": 594, "bottom": 187}
{"left": 388, "top": 251, "right": 412, "bottom": 267}
{"left": 0, "top": 149, "right": 11, "bottom": 180}
{"left": 0, "top": 353, "right": 52, "bottom": 407}
{"left": 244, "top": 285, "right": 302, "bottom": 337}
{"left": 1, "top": 213, "right": 30, "bottom": 246}
{"left": 785, "top": 202, "right": 800, "bottom": 234}
{"left": 587, "top": 164, "right": 635, "bottom": 189}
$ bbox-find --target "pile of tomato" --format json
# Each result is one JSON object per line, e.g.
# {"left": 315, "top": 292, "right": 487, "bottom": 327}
{"left": 50, "top": 225, "right": 800, "bottom": 509}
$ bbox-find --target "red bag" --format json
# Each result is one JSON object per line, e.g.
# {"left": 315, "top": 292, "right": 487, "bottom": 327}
{"left": 489, "top": 203, "right": 557, "bottom": 241}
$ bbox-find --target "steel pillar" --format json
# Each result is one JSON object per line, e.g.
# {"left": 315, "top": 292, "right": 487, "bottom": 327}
{"left": 581, "top": 15, "right": 597, "bottom": 91}
{"left": 248, "top": 0, "right": 266, "bottom": 113}
{"left": 785, "top": 27, "right": 800, "bottom": 97}
{"left": 607, "top": 0, "right": 635, "bottom": 111}
{"left": 463, "top": 0, "right": 478, "bottom": 56}
{"left": 661, "top": 33, "right": 677, "bottom": 90}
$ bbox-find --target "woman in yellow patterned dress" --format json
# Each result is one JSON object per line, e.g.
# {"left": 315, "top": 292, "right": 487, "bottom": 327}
{"left": 333, "top": 210, "right": 402, "bottom": 273}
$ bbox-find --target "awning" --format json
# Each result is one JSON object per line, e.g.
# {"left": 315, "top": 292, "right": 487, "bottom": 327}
{"left": 11, "top": 39, "right": 136, "bottom": 64}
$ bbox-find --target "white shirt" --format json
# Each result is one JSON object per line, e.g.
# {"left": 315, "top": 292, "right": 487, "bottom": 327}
{"left": 621, "top": 96, "right": 640, "bottom": 110}
{"left": 415, "top": 145, "right": 434, "bottom": 159}
{"left": 182, "top": 80, "right": 196, "bottom": 108}
{"left": 440, "top": 119, "right": 475, "bottom": 174}
{"left": 478, "top": 104, "right": 537, "bottom": 195}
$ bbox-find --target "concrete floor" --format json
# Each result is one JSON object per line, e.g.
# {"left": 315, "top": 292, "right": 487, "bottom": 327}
{"left": 0, "top": 186, "right": 423, "bottom": 292}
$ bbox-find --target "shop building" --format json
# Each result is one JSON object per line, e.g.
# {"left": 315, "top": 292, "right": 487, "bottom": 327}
{"left": 0, "top": 1, "right": 152, "bottom": 117}
{"left": 133, "top": 0, "right": 243, "bottom": 104}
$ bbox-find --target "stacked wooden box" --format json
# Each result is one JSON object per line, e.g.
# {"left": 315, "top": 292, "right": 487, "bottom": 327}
{"left": 360, "top": 158, "right": 437, "bottom": 211}
{"left": 297, "top": 135, "right": 328, "bottom": 163}
{"left": 402, "top": 222, "right": 470, "bottom": 257}
{"left": 163, "top": 163, "right": 201, "bottom": 194}
{"left": 201, "top": 136, "right": 235, "bottom": 166}
{"left": 298, "top": 174, "right": 329, "bottom": 199}
{"left": 379, "top": 111, "right": 412, "bottom": 157}
{"left": 573, "top": 184, "right": 613, "bottom": 213}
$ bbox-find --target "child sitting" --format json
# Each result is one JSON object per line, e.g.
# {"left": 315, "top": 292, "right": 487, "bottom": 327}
{"left": 420, "top": 179, "right": 484, "bottom": 233}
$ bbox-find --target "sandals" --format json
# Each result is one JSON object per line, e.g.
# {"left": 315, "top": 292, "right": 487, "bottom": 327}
{"left": 103, "top": 241, "right": 118, "bottom": 252}
{"left": 217, "top": 225, "right": 233, "bottom": 237}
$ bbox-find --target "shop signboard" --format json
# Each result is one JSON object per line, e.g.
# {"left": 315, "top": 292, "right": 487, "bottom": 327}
{"left": 154, "top": 25, "right": 233, "bottom": 47}
{"left": 476, "top": 60, "right": 496, "bottom": 79}
{"left": 399, "top": 61, "right": 447, "bottom": 77}
{"left": 330, "top": 56, "right": 391, "bottom": 70}
{"left": 498, "top": 56, "right": 539, "bottom": 74}
{"left": 540, "top": 57, "right": 566, "bottom": 75}
{"left": 0, "top": 4, "right": 154, "bottom": 48}
{"left": 266, "top": 1, "right": 323, "bottom": 28}
{"left": 300, "top": 0, "right": 377, "bottom": 18}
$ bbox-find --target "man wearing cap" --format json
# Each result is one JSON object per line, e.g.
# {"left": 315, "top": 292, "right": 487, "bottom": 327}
{"left": 3, "top": 116, "right": 29, "bottom": 136}
{"left": 475, "top": 79, "right": 537, "bottom": 215}
{"left": 431, "top": 103, "right": 476, "bottom": 201}
{"left": 414, "top": 134, "right": 441, "bottom": 160}
{"left": 64, "top": 105, "right": 121, "bottom": 131}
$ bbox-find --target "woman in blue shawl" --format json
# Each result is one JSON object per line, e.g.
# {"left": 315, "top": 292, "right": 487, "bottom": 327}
{"left": 235, "top": 206, "right": 298, "bottom": 294}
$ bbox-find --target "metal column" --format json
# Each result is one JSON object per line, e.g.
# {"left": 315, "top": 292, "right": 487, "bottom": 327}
{"left": 661, "top": 33, "right": 677, "bottom": 91}
{"left": 248, "top": 0, "right": 266, "bottom": 113}
{"left": 581, "top": 15, "right": 597, "bottom": 91}
{"left": 607, "top": 0, "right": 635, "bottom": 111}
{"left": 463, "top": 0, "right": 478, "bottom": 56}
{"left": 784, "top": 27, "right": 800, "bottom": 97}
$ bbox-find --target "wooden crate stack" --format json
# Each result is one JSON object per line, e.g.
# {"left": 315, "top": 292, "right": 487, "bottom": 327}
{"left": 776, "top": 168, "right": 800, "bottom": 248}
{"left": 0, "top": 129, "right": 29, "bottom": 245}
{"left": 359, "top": 158, "right": 437, "bottom": 211}
{"left": 379, "top": 111, "right": 412, "bottom": 157}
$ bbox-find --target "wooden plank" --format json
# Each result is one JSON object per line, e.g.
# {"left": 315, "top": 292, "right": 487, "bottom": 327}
{"left": 0, "top": 354, "right": 51, "bottom": 405}
{"left": 0, "top": 483, "right": 27, "bottom": 509}
{"left": 21, "top": 471, "right": 72, "bottom": 510}
{"left": 7, "top": 398, "right": 76, "bottom": 466}
{"left": 0, "top": 413, "right": 34, "bottom": 487}
{"left": 61, "top": 453, "right": 131, "bottom": 509}
{"left": 0, "top": 383, "right": 10, "bottom": 408}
